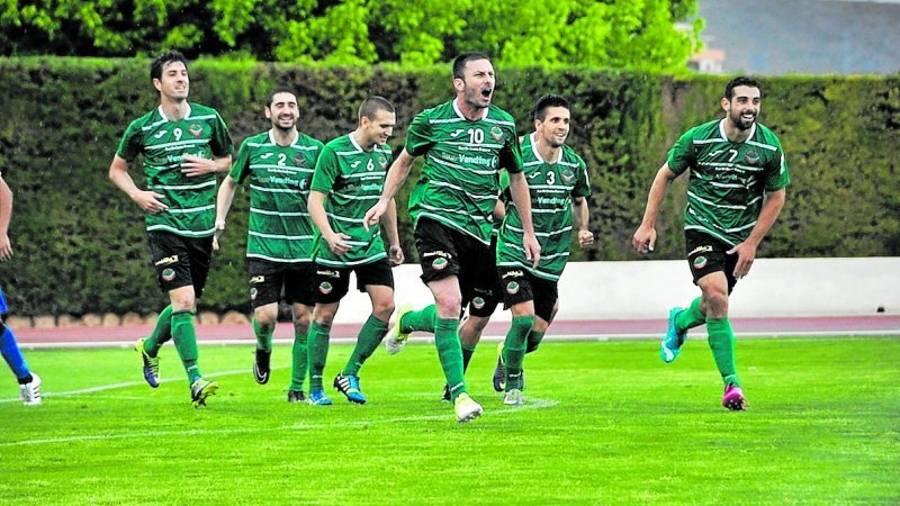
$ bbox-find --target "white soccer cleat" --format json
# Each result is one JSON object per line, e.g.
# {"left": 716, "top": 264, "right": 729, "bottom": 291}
{"left": 384, "top": 304, "right": 413, "bottom": 355}
{"left": 502, "top": 388, "right": 525, "bottom": 407}
{"left": 20, "top": 373, "right": 42, "bottom": 406}
{"left": 454, "top": 392, "right": 483, "bottom": 423}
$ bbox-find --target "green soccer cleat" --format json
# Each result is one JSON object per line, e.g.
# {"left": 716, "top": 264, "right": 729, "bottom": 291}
{"left": 660, "top": 306, "right": 687, "bottom": 364}
{"left": 384, "top": 304, "right": 413, "bottom": 355}
{"left": 190, "top": 378, "right": 219, "bottom": 407}
{"left": 135, "top": 338, "right": 160, "bottom": 388}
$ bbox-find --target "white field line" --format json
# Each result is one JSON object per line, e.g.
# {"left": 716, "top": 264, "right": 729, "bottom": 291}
{"left": 0, "top": 398, "right": 559, "bottom": 448}
{"left": 18, "top": 328, "right": 900, "bottom": 350}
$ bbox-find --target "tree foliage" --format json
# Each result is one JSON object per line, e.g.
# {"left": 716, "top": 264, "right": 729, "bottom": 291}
{"left": 1, "top": 0, "right": 702, "bottom": 72}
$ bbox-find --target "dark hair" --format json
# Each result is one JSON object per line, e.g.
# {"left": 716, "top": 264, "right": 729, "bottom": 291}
{"left": 358, "top": 96, "right": 395, "bottom": 121}
{"left": 724, "top": 76, "right": 761, "bottom": 100}
{"left": 266, "top": 89, "right": 297, "bottom": 107}
{"left": 150, "top": 50, "right": 189, "bottom": 83}
{"left": 452, "top": 52, "right": 492, "bottom": 80}
{"left": 533, "top": 95, "right": 570, "bottom": 122}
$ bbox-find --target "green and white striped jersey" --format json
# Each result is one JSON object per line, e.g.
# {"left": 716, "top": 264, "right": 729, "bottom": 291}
{"left": 668, "top": 119, "right": 790, "bottom": 246}
{"left": 310, "top": 134, "right": 393, "bottom": 267}
{"left": 496, "top": 133, "right": 591, "bottom": 281}
{"left": 230, "top": 130, "right": 324, "bottom": 263}
{"left": 116, "top": 103, "right": 233, "bottom": 237}
{"left": 405, "top": 99, "right": 523, "bottom": 245}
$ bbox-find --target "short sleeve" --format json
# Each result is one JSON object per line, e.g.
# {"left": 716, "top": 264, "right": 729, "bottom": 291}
{"left": 229, "top": 138, "right": 252, "bottom": 183}
{"left": 115, "top": 120, "right": 144, "bottom": 162}
{"left": 210, "top": 111, "right": 234, "bottom": 157}
{"left": 666, "top": 129, "right": 697, "bottom": 175}
{"left": 498, "top": 126, "right": 524, "bottom": 174}
{"left": 573, "top": 156, "right": 591, "bottom": 198}
{"left": 764, "top": 136, "right": 791, "bottom": 191}
{"left": 404, "top": 111, "right": 433, "bottom": 157}
{"left": 310, "top": 145, "right": 339, "bottom": 194}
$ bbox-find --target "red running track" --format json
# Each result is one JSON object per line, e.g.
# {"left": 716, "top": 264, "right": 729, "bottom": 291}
{"left": 14, "top": 315, "right": 900, "bottom": 347}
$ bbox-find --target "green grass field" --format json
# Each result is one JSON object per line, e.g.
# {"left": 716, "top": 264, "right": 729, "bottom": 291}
{"left": 1, "top": 337, "right": 898, "bottom": 505}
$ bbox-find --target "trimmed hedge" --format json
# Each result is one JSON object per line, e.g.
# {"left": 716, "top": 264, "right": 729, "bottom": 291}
{"left": 0, "top": 57, "right": 896, "bottom": 315}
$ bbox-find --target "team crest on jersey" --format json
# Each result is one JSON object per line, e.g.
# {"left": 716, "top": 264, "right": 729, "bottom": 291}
{"left": 161, "top": 268, "right": 176, "bottom": 282}
{"left": 490, "top": 126, "right": 503, "bottom": 141}
{"left": 506, "top": 281, "right": 520, "bottom": 295}
{"left": 472, "top": 297, "right": 486, "bottom": 309}
{"left": 319, "top": 281, "right": 333, "bottom": 294}
{"left": 561, "top": 169, "right": 576, "bottom": 183}
{"left": 293, "top": 153, "right": 307, "bottom": 167}
{"left": 378, "top": 156, "right": 387, "bottom": 169}
{"left": 188, "top": 124, "right": 203, "bottom": 137}
{"left": 743, "top": 151, "right": 761, "bottom": 165}
{"left": 692, "top": 256, "right": 708, "bottom": 269}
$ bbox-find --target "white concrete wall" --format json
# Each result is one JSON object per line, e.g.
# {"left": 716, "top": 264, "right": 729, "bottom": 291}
{"left": 329, "top": 257, "right": 900, "bottom": 324}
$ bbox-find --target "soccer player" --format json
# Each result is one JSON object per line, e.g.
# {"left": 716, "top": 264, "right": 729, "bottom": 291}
{"left": 492, "top": 95, "right": 593, "bottom": 405}
{"left": 214, "top": 90, "right": 324, "bottom": 402}
{"left": 632, "top": 76, "right": 789, "bottom": 411}
{"left": 0, "top": 173, "right": 41, "bottom": 406}
{"left": 364, "top": 53, "right": 540, "bottom": 423}
{"left": 108, "top": 50, "right": 234, "bottom": 406}
{"left": 305, "top": 96, "right": 402, "bottom": 406}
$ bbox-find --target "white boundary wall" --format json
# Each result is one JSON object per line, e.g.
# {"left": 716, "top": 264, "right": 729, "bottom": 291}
{"left": 329, "top": 257, "right": 900, "bottom": 324}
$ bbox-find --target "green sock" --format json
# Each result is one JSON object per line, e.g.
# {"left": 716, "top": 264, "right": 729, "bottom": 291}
{"left": 434, "top": 317, "right": 466, "bottom": 400}
{"left": 526, "top": 330, "right": 545, "bottom": 354}
{"left": 143, "top": 305, "right": 174, "bottom": 357}
{"left": 401, "top": 304, "right": 436, "bottom": 334}
{"left": 307, "top": 321, "right": 331, "bottom": 391}
{"left": 171, "top": 310, "right": 202, "bottom": 384}
{"left": 343, "top": 314, "right": 389, "bottom": 376}
{"left": 461, "top": 344, "right": 475, "bottom": 372}
{"left": 252, "top": 318, "right": 275, "bottom": 352}
{"left": 503, "top": 315, "right": 534, "bottom": 390}
{"left": 289, "top": 326, "right": 308, "bottom": 392}
{"left": 676, "top": 297, "right": 706, "bottom": 332}
{"left": 706, "top": 317, "right": 740, "bottom": 387}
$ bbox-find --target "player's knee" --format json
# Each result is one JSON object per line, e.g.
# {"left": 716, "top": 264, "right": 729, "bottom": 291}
{"left": 170, "top": 295, "right": 195, "bottom": 312}
{"left": 434, "top": 294, "right": 462, "bottom": 318}
{"left": 702, "top": 290, "right": 729, "bottom": 318}
{"left": 313, "top": 305, "right": 337, "bottom": 326}
{"left": 372, "top": 299, "right": 395, "bottom": 322}
{"left": 292, "top": 307, "right": 311, "bottom": 332}
{"left": 253, "top": 307, "right": 278, "bottom": 327}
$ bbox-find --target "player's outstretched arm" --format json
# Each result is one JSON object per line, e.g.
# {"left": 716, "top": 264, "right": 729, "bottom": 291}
{"left": 508, "top": 171, "right": 541, "bottom": 266}
{"left": 728, "top": 188, "right": 787, "bottom": 279}
{"left": 308, "top": 190, "right": 350, "bottom": 255}
{"left": 108, "top": 155, "right": 169, "bottom": 214}
{"left": 0, "top": 175, "right": 13, "bottom": 261}
{"left": 213, "top": 175, "right": 239, "bottom": 251}
{"left": 364, "top": 149, "right": 415, "bottom": 230}
{"left": 573, "top": 196, "right": 594, "bottom": 248}
{"left": 381, "top": 198, "right": 404, "bottom": 265}
{"left": 632, "top": 163, "right": 677, "bottom": 253}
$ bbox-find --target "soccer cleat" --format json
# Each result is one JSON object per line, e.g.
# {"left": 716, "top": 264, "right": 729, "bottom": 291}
{"left": 492, "top": 342, "right": 506, "bottom": 392}
{"left": 20, "top": 373, "right": 42, "bottom": 406}
{"left": 660, "top": 306, "right": 687, "bottom": 364}
{"left": 252, "top": 349, "right": 271, "bottom": 385}
{"left": 722, "top": 384, "right": 747, "bottom": 411}
{"left": 502, "top": 388, "right": 525, "bottom": 407}
{"left": 440, "top": 384, "right": 451, "bottom": 402}
{"left": 287, "top": 390, "right": 307, "bottom": 403}
{"left": 135, "top": 338, "right": 160, "bottom": 388}
{"left": 307, "top": 389, "right": 333, "bottom": 406}
{"left": 384, "top": 304, "right": 413, "bottom": 355}
{"left": 190, "top": 378, "right": 218, "bottom": 407}
{"left": 333, "top": 374, "right": 367, "bottom": 404}
{"left": 454, "top": 392, "right": 483, "bottom": 423}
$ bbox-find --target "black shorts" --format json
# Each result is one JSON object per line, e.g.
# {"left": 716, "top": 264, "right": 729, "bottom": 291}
{"left": 414, "top": 218, "right": 498, "bottom": 315}
{"left": 148, "top": 231, "right": 213, "bottom": 296}
{"left": 497, "top": 266, "right": 558, "bottom": 322}
{"left": 466, "top": 236, "right": 501, "bottom": 318}
{"left": 313, "top": 258, "right": 394, "bottom": 304}
{"left": 685, "top": 229, "right": 738, "bottom": 294}
{"left": 248, "top": 259, "right": 316, "bottom": 309}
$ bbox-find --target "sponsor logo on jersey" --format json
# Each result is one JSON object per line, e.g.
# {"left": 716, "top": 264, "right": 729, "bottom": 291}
{"left": 260, "top": 152, "right": 274, "bottom": 160}
{"left": 189, "top": 124, "right": 203, "bottom": 137}
{"left": 688, "top": 245, "right": 713, "bottom": 257}
{"left": 161, "top": 268, "right": 176, "bottom": 282}
{"left": 472, "top": 297, "right": 486, "bottom": 309}
{"left": 154, "top": 130, "right": 167, "bottom": 139}
{"left": 744, "top": 150, "right": 761, "bottom": 165}
{"left": 250, "top": 275, "right": 265, "bottom": 284}
{"left": 154, "top": 255, "right": 179, "bottom": 266}
{"left": 692, "top": 255, "right": 708, "bottom": 269}
{"left": 250, "top": 287, "right": 258, "bottom": 300}
{"left": 502, "top": 270, "right": 524, "bottom": 279}
{"left": 506, "top": 281, "right": 520, "bottom": 294}
{"left": 527, "top": 171, "right": 542, "bottom": 179}
{"left": 319, "top": 281, "right": 333, "bottom": 294}
{"left": 490, "top": 126, "right": 503, "bottom": 141}
{"left": 450, "top": 129, "right": 464, "bottom": 138}
{"left": 316, "top": 269, "right": 341, "bottom": 279}
{"left": 351, "top": 161, "right": 362, "bottom": 169}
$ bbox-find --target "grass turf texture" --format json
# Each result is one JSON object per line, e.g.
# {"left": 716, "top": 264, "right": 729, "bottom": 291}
{"left": 1, "top": 337, "right": 897, "bottom": 505}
